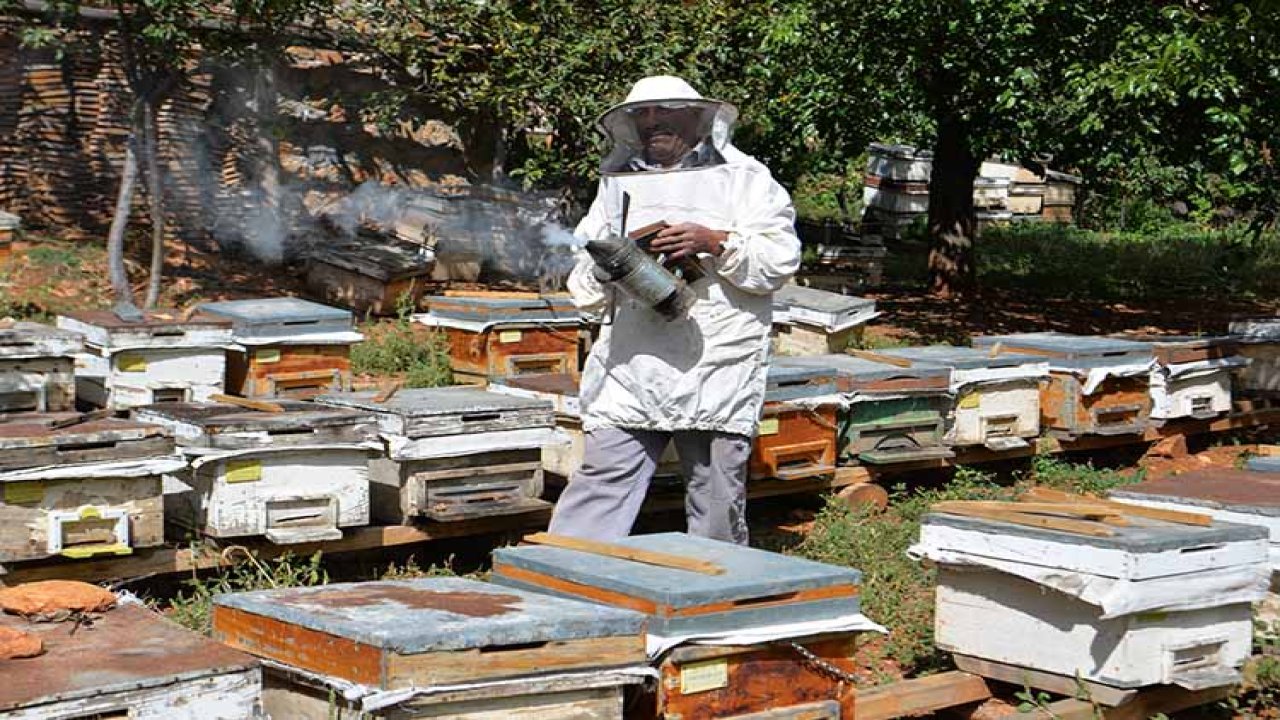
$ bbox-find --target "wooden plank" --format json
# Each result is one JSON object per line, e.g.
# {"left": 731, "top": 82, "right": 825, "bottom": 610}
{"left": 209, "top": 393, "right": 285, "bottom": 413}
{"left": 372, "top": 380, "right": 401, "bottom": 403}
{"left": 952, "top": 653, "right": 1137, "bottom": 707}
{"left": 848, "top": 349, "right": 914, "bottom": 368}
{"left": 856, "top": 671, "right": 992, "bottom": 720}
{"left": 521, "top": 532, "right": 725, "bottom": 575}
{"left": 932, "top": 503, "right": 1115, "bottom": 537}
{"left": 1043, "top": 684, "right": 1232, "bottom": 720}
{"left": 1025, "top": 487, "right": 1213, "bottom": 526}
{"left": 944, "top": 500, "right": 1123, "bottom": 519}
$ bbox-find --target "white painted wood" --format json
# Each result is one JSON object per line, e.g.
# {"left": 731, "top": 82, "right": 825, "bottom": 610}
{"left": 948, "top": 381, "right": 1039, "bottom": 446}
{"left": 917, "top": 522, "right": 1269, "bottom": 580}
{"left": 186, "top": 448, "right": 370, "bottom": 540}
{"left": 934, "top": 566, "right": 1253, "bottom": 688}
{"left": 56, "top": 315, "right": 233, "bottom": 351}
{"left": 1149, "top": 369, "right": 1233, "bottom": 420}
{"left": 1109, "top": 497, "right": 1280, "bottom": 575}
{"left": 73, "top": 345, "right": 226, "bottom": 409}
{"left": 0, "top": 667, "right": 262, "bottom": 720}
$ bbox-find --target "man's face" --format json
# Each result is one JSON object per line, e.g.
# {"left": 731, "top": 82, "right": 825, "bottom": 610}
{"left": 631, "top": 105, "right": 700, "bottom": 167}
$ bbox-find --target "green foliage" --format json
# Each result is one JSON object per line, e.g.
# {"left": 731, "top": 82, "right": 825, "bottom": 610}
{"left": 166, "top": 550, "right": 327, "bottom": 635}
{"left": 381, "top": 555, "right": 460, "bottom": 580}
{"left": 978, "top": 222, "right": 1280, "bottom": 301}
{"left": 792, "top": 167, "right": 865, "bottom": 223}
{"left": 1027, "top": 454, "right": 1138, "bottom": 496}
{"left": 1223, "top": 617, "right": 1280, "bottom": 717}
{"left": 350, "top": 298, "right": 453, "bottom": 388}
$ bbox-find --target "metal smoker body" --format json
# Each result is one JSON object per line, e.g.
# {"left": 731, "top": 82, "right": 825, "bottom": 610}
{"left": 585, "top": 231, "right": 695, "bottom": 320}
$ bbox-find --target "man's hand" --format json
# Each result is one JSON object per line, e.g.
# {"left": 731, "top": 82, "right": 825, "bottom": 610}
{"left": 649, "top": 222, "right": 728, "bottom": 260}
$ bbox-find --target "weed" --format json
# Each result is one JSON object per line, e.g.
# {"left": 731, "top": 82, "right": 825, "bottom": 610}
{"left": 1222, "top": 618, "right": 1280, "bottom": 717}
{"left": 1027, "top": 454, "right": 1139, "bottom": 496}
{"left": 381, "top": 555, "right": 461, "bottom": 580}
{"left": 351, "top": 293, "right": 452, "bottom": 388}
{"left": 165, "top": 549, "right": 328, "bottom": 635}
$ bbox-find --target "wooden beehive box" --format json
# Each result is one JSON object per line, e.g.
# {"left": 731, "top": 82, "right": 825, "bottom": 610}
{"left": 771, "top": 284, "right": 877, "bottom": 356}
{"left": 752, "top": 364, "right": 840, "bottom": 480}
{"left": 492, "top": 533, "right": 864, "bottom": 719}
{"left": 0, "top": 604, "right": 261, "bottom": 719}
{"left": 56, "top": 310, "right": 233, "bottom": 410}
{"left": 974, "top": 333, "right": 1154, "bottom": 438}
{"left": 492, "top": 532, "right": 862, "bottom": 637}
{"left": 1229, "top": 318, "right": 1280, "bottom": 397}
{"left": 317, "top": 387, "right": 556, "bottom": 523}
{"left": 0, "top": 414, "right": 178, "bottom": 562}
{"left": 774, "top": 355, "right": 953, "bottom": 464}
{"left": 879, "top": 345, "right": 1048, "bottom": 450}
{"left": 198, "top": 297, "right": 363, "bottom": 399}
{"left": 917, "top": 510, "right": 1268, "bottom": 690}
{"left": 0, "top": 321, "right": 82, "bottom": 413}
{"left": 305, "top": 237, "right": 435, "bottom": 316}
{"left": 133, "top": 400, "right": 376, "bottom": 544}
{"left": 0, "top": 211, "right": 17, "bottom": 266}
{"left": 865, "top": 142, "right": 933, "bottom": 183}
{"left": 1120, "top": 335, "right": 1242, "bottom": 421}
{"left": 1042, "top": 170, "right": 1081, "bottom": 222}
{"left": 213, "top": 577, "right": 647, "bottom": 719}
{"left": 420, "top": 292, "right": 584, "bottom": 386}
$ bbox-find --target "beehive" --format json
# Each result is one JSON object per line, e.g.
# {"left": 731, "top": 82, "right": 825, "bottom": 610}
{"left": 771, "top": 285, "right": 878, "bottom": 356}
{"left": 915, "top": 511, "right": 1269, "bottom": 690}
{"left": 1229, "top": 318, "right": 1280, "bottom": 397}
{"left": 0, "top": 321, "right": 82, "bottom": 413}
{"left": 56, "top": 310, "right": 233, "bottom": 409}
{"left": 492, "top": 533, "right": 865, "bottom": 719}
{"left": 0, "top": 414, "right": 178, "bottom": 562}
{"left": 879, "top": 345, "right": 1048, "bottom": 450}
{"left": 752, "top": 363, "right": 841, "bottom": 480}
{"left": 774, "top": 355, "right": 953, "bottom": 464}
{"left": 1122, "top": 335, "right": 1242, "bottom": 421}
{"left": 316, "top": 387, "right": 557, "bottom": 523}
{"left": 213, "top": 577, "right": 647, "bottom": 719}
{"left": 305, "top": 237, "right": 435, "bottom": 316}
{"left": 974, "top": 333, "right": 1154, "bottom": 437}
{"left": 199, "top": 297, "right": 363, "bottom": 399}
{"left": 133, "top": 400, "right": 376, "bottom": 544}
{"left": 419, "top": 293, "right": 585, "bottom": 386}
{"left": 0, "top": 211, "right": 18, "bottom": 266}
{"left": 0, "top": 604, "right": 261, "bottom": 719}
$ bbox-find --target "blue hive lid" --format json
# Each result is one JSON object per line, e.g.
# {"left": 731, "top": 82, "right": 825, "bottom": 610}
{"left": 879, "top": 345, "right": 1046, "bottom": 371}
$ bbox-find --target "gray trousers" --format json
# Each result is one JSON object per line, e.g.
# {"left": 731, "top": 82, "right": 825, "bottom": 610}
{"left": 548, "top": 426, "right": 751, "bottom": 545}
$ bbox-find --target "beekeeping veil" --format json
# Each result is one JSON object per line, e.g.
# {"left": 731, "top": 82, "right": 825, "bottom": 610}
{"left": 597, "top": 75, "right": 739, "bottom": 175}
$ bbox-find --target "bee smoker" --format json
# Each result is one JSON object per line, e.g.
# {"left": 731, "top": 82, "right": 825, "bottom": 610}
{"left": 584, "top": 231, "right": 696, "bottom": 320}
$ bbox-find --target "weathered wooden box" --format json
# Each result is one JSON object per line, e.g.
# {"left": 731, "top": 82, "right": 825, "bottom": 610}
{"left": 420, "top": 293, "right": 584, "bottom": 385}
{"left": 771, "top": 285, "right": 877, "bottom": 357}
{"left": 866, "top": 142, "right": 933, "bottom": 182}
{"left": 1122, "top": 335, "right": 1242, "bottom": 421}
{"left": 974, "top": 333, "right": 1154, "bottom": 437}
{"left": 305, "top": 237, "right": 435, "bottom": 316}
{"left": 752, "top": 364, "right": 841, "bottom": 480}
{"left": 774, "top": 355, "right": 953, "bottom": 464}
{"left": 1230, "top": 318, "right": 1280, "bottom": 396}
{"left": 56, "top": 310, "right": 233, "bottom": 409}
{"left": 199, "top": 297, "right": 363, "bottom": 399}
{"left": 492, "top": 532, "right": 863, "bottom": 637}
{"left": 880, "top": 345, "right": 1048, "bottom": 450}
{"left": 972, "top": 177, "right": 1010, "bottom": 210}
{"left": 630, "top": 635, "right": 856, "bottom": 720}
{"left": 862, "top": 175, "right": 929, "bottom": 214}
{"left": 0, "top": 321, "right": 82, "bottom": 412}
{"left": 0, "top": 211, "right": 17, "bottom": 266}
{"left": 916, "top": 512, "right": 1269, "bottom": 690}
{"left": 0, "top": 604, "right": 261, "bottom": 719}
{"left": 316, "top": 387, "right": 557, "bottom": 523}
{"left": 1042, "top": 170, "right": 1081, "bottom": 221}
{"left": 0, "top": 415, "right": 178, "bottom": 562}
{"left": 213, "top": 577, "right": 647, "bottom": 719}
{"left": 133, "top": 400, "right": 376, "bottom": 544}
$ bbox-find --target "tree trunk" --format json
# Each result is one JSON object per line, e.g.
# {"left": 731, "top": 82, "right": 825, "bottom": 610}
{"left": 926, "top": 119, "right": 980, "bottom": 297}
{"left": 141, "top": 99, "right": 165, "bottom": 308}
{"left": 107, "top": 136, "right": 140, "bottom": 312}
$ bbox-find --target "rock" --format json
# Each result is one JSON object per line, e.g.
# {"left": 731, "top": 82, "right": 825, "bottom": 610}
{"left": 0, "top": 581, "right": 116, "bottom": 617}
{"left": 0, "top": 626, "right": 43, "bottom": 659}
{"left": 1145, "top": 434, "right": 1188, "bottom": 460}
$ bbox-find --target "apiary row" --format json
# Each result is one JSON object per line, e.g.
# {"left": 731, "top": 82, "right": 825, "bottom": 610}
{"left": 3, "top": 532, "right": 877, "bottom": 720}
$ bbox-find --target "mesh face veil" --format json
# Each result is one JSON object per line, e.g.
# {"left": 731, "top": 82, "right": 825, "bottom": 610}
{"left": 596, "top": 77, "right": 739, "bottom": 175}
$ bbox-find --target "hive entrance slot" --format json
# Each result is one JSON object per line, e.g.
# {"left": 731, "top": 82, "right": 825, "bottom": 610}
{"left": 731, "top": 591, "right": 798, "bottom": 607}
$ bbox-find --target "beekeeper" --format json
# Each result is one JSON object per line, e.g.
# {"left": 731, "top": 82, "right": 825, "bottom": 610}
{"left": 548, "top": 75, "right": 801, "bottom": 544}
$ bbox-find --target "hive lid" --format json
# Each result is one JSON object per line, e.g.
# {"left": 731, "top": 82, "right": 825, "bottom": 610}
{"left": 198, "top": 298, "right": 355, "bottom": 341}
{"left": 923, "top": 510, "right": 1268, "bottom": 552}
{"left": 1111, "top": 469, "right": 1280, "bottom": 517}
{"left": 0, "top": 321, "right": 83, "bottom": 357}
{"left": 56, "top": 311, "right": 233, "bottom": 349}
{"left": 213, "top": 577, "right": 645, "bottom": 653}
{"left": 1229, "top": 317, "right": 1280, "bottom": 340}
{"left": 0, "top": 604, "right": 256, "bottom": 712}
{"left": 973, "top": 332, "right": 1153, "bottom": 364}
{"left": 773, "top": 285, "right": 876, "bottom": 315}
{"left": 488, "top": 374, "right": 582, "bottom": 417}
{"left": 492, "top": 532, "right": 861, "bottom": 610}
{"left": 133, "top": 400, "right": 375, "bottom": 434}
{"left": 866, "top": 142, "right": 932, "bottom": 161}
{"left": 1248, "top": 456, "right": 1280, "bottom": 473}
{"left": 0, "top": 415, "right": 165, "bottom": 450}
{"left": 426, "top": 293, "right": 580, "bottom": 323}
{"left": 765, "top": 362, "right": 840, "bottom": 402}
{"left": 879, "top": 345, "right": 1047, "bottom": 371}
{"left": 317, "top": 386, "right": 551, "bottom": 418}
{"left": 774, "top": 354, "right": 950, "bottom": 384}
{"left": 310, "top": 240, "right": 435, "bottom": 282}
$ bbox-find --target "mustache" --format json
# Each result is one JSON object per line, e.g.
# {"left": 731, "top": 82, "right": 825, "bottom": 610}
{"left": 641, "top": 123, "right": 679, "bottom": 138}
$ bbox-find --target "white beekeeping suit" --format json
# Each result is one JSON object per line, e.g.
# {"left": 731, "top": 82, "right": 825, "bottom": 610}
{"left": 567, "top": 76, "right": 801, "bottom": 437}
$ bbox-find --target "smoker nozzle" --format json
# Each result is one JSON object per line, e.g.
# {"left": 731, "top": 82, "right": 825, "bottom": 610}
{"left": 585, "top": 233, "right": 694, "bottom": 320}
